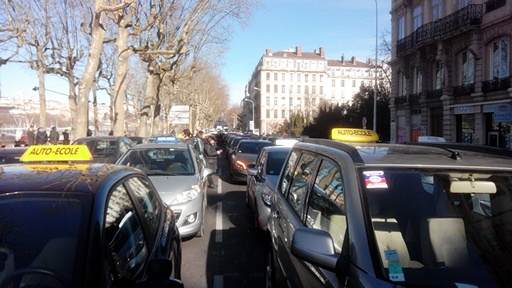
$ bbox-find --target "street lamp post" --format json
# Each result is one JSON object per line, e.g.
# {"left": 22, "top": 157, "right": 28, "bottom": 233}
{"left": 242, "top": 85, "right": 258, "bottom": 134}
{"left": 373, "top": 0, "right": 378, "bottom": 132}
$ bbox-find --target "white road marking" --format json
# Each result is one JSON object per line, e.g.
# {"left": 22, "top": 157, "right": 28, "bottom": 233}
{"left": 213, "top": 274, "right": 224, "bottom": 288}
{"left": 216, "top": 202, "right": 223, "bottom": 243}
{"left": 217, "top": 176, "right": 222, "bottom": 194}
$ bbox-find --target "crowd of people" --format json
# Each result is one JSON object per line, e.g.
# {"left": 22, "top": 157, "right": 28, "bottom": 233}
{"left": 24, "top": 125, "right": 70, "bottom": 145}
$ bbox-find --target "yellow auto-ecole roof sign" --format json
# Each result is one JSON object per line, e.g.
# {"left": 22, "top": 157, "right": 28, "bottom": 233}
{"left": 330, "top": 128, "right": 379, "bottom": 143}
{"left": 20, "top": 145, "right": 93, "bottom": 162}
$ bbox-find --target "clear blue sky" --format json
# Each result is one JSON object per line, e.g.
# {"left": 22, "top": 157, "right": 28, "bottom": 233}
{"left": 0, "top": 0, "right": 391, "bottom": 105}
{"left": 223, "top": 0, "right": 391, "bottom": 104}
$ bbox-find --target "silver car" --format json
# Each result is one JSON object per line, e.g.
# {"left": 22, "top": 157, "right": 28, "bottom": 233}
{"left": 117, "top": 143, "right": 213, "bottom": 238}
{"left": 246, "top": 146, "right": 290, "bottom": 230}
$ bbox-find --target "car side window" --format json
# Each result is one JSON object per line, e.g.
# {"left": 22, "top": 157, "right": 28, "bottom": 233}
{"left": 119, "top": 139, "right": 130, "bottom": 155}
{"left": 279, "top": 150, "right": 300, "bottom": 195}
{"left": 125, "top": 177, "right": 160, "bottom": 240}
{"left": 306, "top": 159, "right": 346, "bottom": 254}
{"left": 288, "top": 152, "right": 319, "bottom": 216}
{"left": 104, "top": 184, "right": 148, "bottom": 281}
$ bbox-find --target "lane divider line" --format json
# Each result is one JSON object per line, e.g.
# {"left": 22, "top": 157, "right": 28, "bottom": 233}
{"left": 217, "top": 176, "right": 222, "bottom": 194}
{"left": 213, "top": 274, "right": 224, "bottom": 288}
{"left": 216, "top": 202, "right": 223, "bottom": 243}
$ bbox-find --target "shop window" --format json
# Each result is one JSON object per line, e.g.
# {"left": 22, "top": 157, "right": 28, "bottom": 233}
{"left": 490, "top": 37, "right": 510, "bottom": 79}
{"left": 456, "top": 114, "right": 475, "bottom": 144}
{"left": 460, "top": 50, "right": 475, "bottom": 85}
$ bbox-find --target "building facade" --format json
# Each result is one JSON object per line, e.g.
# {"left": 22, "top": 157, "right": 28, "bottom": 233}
{"left": 247, "top": 47, "right": 375, "bottom": 135}
{"left": 390, "top": 0, "right": 512, "bottom": 149}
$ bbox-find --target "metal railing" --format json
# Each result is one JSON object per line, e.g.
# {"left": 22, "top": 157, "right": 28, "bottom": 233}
{"left": 397, "top": 4, "right": 483, "bottom": 55}
{"left": 453, "top": 83, "right": 475, "bottom": 97}
{"left": 485, "top": 0, "right": 506, "bottom": 13}
{"left": 482, "top": 77, "right": 511, "bottom": 93}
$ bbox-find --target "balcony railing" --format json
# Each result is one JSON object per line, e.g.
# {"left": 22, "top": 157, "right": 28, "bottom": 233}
{"left": 395, "top": 96, "right": 408, "bottom": 106}
{"left": 409, "top": 93, "right": 421, "bottom": 105}
{"left": 397, "top": 4, "right": 483, "bottom": 55}
{"left": 482, "top": 77, "right": 511, "bottom": 93}
{"left": 485, "top": 0, "right": 506, "bottom": 13}
{"left": 453, "top": 83, "right": 475, "bottom": 97}
{"left": 425, "top": 89, "right": 443, "bottom": 100}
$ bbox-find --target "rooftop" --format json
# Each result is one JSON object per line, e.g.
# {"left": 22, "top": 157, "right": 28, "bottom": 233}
{"left": 0, "top": 163, "right": 137, "bottom": 194}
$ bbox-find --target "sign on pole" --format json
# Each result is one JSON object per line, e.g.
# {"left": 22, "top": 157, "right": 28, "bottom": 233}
{"left": 170, "top": 105, "right": 190, "bottom": 125}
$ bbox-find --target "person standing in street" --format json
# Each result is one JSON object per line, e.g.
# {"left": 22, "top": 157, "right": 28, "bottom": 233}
{"left": 49, "top": 127, "right": 59, "bottom": 144}
{"left": 62, "top": 129, "right": 70, "bottom": 144}
{"left": 36, "top": 127, "right": 48, "bottom": 145}
{"left": 26, "top": 125, "right": 35, "bottom": 146}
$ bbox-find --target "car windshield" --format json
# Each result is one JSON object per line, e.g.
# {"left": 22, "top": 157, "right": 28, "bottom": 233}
{"left": 265, "top": 150, "right": 288, "bottom": 175}
{"left": 0, "top": 195, "right": 88, "bottom": 286}
{"left": 120, "top": 148, "right": 195, "bottom": 176}
{"left": 360, "top": 168, "right": 512, "bottom": 287}
{"left": 238, "top": 142, "right": 271, "bottom": 154}
{"left": 77, "top": 139, "right": 118, "bottom": 156}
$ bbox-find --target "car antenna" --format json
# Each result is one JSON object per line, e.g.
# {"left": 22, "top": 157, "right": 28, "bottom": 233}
{"left": 440, "top": 146, "right": 462, "bottom": 160}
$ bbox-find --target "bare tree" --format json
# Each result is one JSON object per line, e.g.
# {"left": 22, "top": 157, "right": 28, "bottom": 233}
{"left": 3, "top": 0, "right": 55, "bottom": 128}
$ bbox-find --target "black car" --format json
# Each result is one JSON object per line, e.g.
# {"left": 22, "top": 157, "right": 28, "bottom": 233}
{"left": 0, "top": 163, "right": 182, "bottom": 288}
{"left": 73, "top": 136, "right": 133, "bottom": 163}
{"left": 0, "top": 147, "right": 26, "bottom": 164}
{"left": 268, "top": 138, "right": 512, "bottom": 287}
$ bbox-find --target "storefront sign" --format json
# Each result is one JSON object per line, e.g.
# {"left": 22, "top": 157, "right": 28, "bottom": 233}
{"left": 453, "top": 105, "right": 481, "bottom": 115}
{"left": 483, "top": 103, "right": 512, "bottom": 122}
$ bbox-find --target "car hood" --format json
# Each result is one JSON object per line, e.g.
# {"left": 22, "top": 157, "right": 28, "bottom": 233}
{"left": 149, "top": 175, "right": 199, "bottom": 199}
{"left": 266, "top": 175, "right": 280, "bottom": 190}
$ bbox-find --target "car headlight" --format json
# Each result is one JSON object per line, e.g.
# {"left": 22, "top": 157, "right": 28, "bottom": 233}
{"left": 168, "top": 185, "right": 201, "bottom": 205}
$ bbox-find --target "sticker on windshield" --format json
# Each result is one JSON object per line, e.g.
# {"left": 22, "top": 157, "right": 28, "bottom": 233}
{"left": 363, "top": 171, "right": 388, "bottom": 189}
{"left": 384, "top": 249, "right": 405, "bottom": 282}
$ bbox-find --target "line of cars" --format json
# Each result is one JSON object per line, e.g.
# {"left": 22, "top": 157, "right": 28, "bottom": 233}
{"left": 0, "top": 134, "right": 217, "bottom": 288}
{"left": 222, "top": 129, "right": 512, "bottom": 287}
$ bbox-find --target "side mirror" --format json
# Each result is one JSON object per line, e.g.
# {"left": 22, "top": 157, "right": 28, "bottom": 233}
{"left": 291, "top": 227, "right": 338, "bottom": 271}
{"left": 247, "top": 165, "right": 258, "bottom": 177}
{"left": 136, "top": 259, "right": 184, "bottom": 288}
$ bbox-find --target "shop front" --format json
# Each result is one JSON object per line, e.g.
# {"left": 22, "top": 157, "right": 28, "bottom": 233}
{"left": 455, "top": 106, "right": 479, "bottom": 144}
{"left": 483, "top": 103, "right": 512, "bottom": 150}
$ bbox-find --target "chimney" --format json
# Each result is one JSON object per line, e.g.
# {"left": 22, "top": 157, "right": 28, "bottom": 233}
{"left": 319, "top": 47, "right": 325, "bottom": 58}
{"left": 351, "top": 56, "right": 356, "bottom": 64}
{"left": 265, "top": 48, "right": 272, "bottom": 56}
{"left": 296, "top": 46, "right": 302, "bottom": 57}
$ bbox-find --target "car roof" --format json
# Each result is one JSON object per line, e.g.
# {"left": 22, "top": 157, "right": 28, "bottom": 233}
{"left": 299, "top": 139, "right": 512, "bottom": 170}
{"left": 0, "top": 147, "right": 27, "bottom": 154}
{"left": 75, "top": 136, "right": 127, "bottom": 141}
{"left": 262, "top": 146, "right": 291, "bottom": 153}
{"left": 131, "top": 143, "right": 189, "bottom": 150}
{"left": 238, "top": 139, "right": 272, "bottom": 144}
{"left": 0, "top": 163, "right": 138, "bottom": 194}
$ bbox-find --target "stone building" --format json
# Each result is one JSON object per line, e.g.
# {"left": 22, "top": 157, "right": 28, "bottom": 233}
{"left": 390, "top": 0, "right": 512, "bottom": 149}
{"left": 246, "top": 47, "right": 377, "bottom": 135}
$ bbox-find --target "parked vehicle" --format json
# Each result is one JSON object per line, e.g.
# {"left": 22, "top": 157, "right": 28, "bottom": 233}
{"left": 229, "top": 139, "right": 271, "bottom": 182}
{"left": 73, "top": 136, "right": 133, "bottom": 163}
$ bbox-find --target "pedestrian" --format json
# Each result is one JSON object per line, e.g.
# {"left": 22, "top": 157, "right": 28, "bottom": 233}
{"left": 36, "top": 127, "right": 48, "bottom": 145}
{"left": 49, "top": 127, "right": 59, "bottom": 144}
{"left": 108, "top": 130, "right": 114, "bottom": 136}
{"left": 87, "top": 128, "right": 93, "bottom": 137}
{"left": 62, "top": 129, "right": 70, "bottom": 145}
{"left": 26, "top": 125, "right": 35, "bottom": 146}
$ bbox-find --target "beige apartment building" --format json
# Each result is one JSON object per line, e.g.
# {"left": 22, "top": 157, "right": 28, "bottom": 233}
{"left": 390, "top": 0, "right": 512, "bottom": 149}
{"left": 247, "top": 47, "right": 375, "bottom": 135}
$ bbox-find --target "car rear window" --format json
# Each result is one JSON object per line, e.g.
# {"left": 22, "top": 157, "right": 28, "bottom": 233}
{"left": 0, "top": 195, "right": 88, "bottom": 286}
{"left": 238, "top": 142, "right": 271, "bottom": 154}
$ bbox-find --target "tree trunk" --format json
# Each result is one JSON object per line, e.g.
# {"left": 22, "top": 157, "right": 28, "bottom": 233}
{"left": 112, "top": 14, "right": 131, "bottom": 136}
{"left": 68, "top": 78, "right": 77, "bottom": 139}
{"left": 76, "top": 1, "right": 106, "bottom": 138}
{"left": 37, "top": 67, "right": 47, "bottom": 128}
{"left": 137, "top": 72, "right": 159, "bottom": 137}
{"left": 92, "top": 80, "right": 99, "bottom": 134}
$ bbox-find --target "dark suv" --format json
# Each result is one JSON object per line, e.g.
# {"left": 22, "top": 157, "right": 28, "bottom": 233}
{"left": 267, "top": 139, "right": 512, "bottom": 287}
